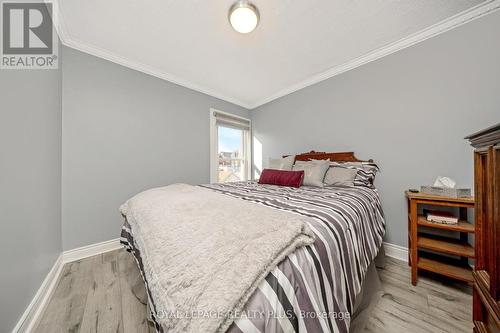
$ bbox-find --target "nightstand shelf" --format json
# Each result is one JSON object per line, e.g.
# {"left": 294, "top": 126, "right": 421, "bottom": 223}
{"left": 406, "top": 191, "right": 475, "bottom": 286}
{"left": 417, "top": 257, "right": 473, "bottom": 283}
{"left": 418, "top": 234, "right": 474, "bottom": 258}
{"left": 415, "top": 214, "right": 474, "bottom": 233}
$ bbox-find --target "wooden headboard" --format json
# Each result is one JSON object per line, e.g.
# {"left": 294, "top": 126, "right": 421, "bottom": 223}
{"left": 287, "top": 151, "right": 374, "bottom": 163}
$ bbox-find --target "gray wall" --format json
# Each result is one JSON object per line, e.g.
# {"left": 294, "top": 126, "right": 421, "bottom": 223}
{"left": 252, "top": 11, "right": 500, "bottom": 247}
{"left": 0, "top": 54, "right": 62, "bottom": 329}
{"left": 2, "top": 13, "right": 498, "bottom": 330}
{"left": 62, "top": 47, "right": 250, "bottom": 250}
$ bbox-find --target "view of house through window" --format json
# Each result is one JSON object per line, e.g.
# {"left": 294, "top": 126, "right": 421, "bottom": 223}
{"left": 210, "top": 110, "right": 251, "bottom": 183}
{"left": 217, "top": 125, "right": 248, "bottom": 182}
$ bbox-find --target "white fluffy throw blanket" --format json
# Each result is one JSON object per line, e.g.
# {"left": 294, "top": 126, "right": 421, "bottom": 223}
{"left": 120, "top": 184, "right": 315, "bottom": 333}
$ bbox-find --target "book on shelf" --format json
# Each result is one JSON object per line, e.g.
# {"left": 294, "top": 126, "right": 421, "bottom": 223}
{"left": 423, "top": 209, "right": 459, "bottom": 225}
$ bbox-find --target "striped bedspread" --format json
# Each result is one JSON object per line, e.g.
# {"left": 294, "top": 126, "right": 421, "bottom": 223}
{"left": 121, "top": 182, "right": 385, "bottom": 333}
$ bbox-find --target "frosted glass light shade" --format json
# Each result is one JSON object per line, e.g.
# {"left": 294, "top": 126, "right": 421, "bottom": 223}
{"left": 229, "top": 1, "right": 259, "bottom": 34}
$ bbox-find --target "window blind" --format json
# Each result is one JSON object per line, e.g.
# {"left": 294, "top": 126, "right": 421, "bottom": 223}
{"left": 213, "top": 111, "right": 251, "bottom": 130}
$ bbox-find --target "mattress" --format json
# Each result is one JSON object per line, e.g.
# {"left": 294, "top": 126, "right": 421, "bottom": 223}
{"left": 120, "top": 181, "right": 386, "bottom": 333}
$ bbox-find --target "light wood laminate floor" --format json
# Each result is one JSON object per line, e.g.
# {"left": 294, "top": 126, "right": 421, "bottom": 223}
{"left": 35, "top": 249, "right": 473, "bottom": 333}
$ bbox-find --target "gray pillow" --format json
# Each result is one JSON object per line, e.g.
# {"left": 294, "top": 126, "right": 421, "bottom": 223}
{"left": 329, "top": 162, "right": 379, "bottom": 188}
{"left": 292, "top": 160, "right": 329, "bottom": 187}
{"left": 324, "top": 167, "right": 357, "bottom": 186}
{"left": 268, "top": 155, "right": 295, "bottom": 171}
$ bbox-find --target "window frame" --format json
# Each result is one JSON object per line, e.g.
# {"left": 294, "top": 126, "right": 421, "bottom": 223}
{"left": 209, "top": 108, "right": 252, "bottom": 183}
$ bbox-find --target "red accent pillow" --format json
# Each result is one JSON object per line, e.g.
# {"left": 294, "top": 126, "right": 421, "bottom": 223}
{"left": 258, "top": 169, "right": 304, "bottom": 188}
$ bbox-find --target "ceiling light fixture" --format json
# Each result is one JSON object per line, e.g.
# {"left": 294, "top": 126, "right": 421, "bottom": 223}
{"left": 228, "top": 1, "right": 260, "bottom": 34}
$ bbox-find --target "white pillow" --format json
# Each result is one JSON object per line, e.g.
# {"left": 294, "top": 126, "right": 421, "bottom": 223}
{"left": 268, "top": 155, "right": 295, "bottom": 171}
{"left": 292, "top": 160, "right": 329, "bottom": 187}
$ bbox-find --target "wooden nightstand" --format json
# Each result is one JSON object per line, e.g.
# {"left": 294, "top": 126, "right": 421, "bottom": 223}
{"left": 406, "top": 191, "right": 475, "bottom": 286}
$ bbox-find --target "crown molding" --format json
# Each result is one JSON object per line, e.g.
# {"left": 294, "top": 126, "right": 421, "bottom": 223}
{"left": 249, "top": 0, "right": 500, "bottom": 109}
{"left": 50, "top": 0, "right": 499, "bottom": 110}
{"left": 61, "top": 37, "right": 254, "bottom": 109}
{"left": 48, "top": 1, "right": 252, "bottom": 109}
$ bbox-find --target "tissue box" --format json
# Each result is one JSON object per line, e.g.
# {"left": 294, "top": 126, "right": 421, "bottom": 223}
{"left": 420, "top": 186, "right": 471, "bottom": 198}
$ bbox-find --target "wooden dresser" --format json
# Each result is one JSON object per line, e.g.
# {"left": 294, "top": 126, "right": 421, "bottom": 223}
{"left": 466, "top": 123, "right": 500, "bottom": 333}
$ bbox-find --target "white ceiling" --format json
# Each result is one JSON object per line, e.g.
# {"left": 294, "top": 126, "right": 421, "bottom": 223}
{"left": 56, "top": 0, "right": 497, "bottom": 109}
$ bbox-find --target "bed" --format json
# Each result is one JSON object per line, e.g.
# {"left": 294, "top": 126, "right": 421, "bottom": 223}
{"left": 120, "top": 151, "right": 386, "bottom": 333}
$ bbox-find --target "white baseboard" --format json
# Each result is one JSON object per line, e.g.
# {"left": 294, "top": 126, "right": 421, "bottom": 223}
{"left": 14, "top": 238, "right": 404, "bottom": 332}
{"left": 384, "top": 242, "right": 408, "bottom": 262}
{"left": 12, "top": 255, "right": 64, "bottom": 333}
{"left": 62, "top": 238, "right": 122, "bottom": 263}
{"left": 12, "top": 238, "right": 123, "bottom": 333}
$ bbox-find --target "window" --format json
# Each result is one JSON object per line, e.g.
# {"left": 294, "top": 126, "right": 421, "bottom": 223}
{"left": 210, "top": 109, "right": 251, "bottom": 183}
